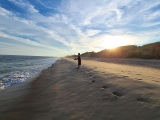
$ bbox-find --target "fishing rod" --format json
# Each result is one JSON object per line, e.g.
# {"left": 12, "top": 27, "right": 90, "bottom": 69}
{"left": 64, "top": 45, "right": 75, "bottom": 59}
{"left": 63, "top": 45, "right": 78, "bottom": 70}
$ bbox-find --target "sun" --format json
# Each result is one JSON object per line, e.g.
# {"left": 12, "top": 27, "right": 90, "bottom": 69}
{"left": 101, "top": 35, "right": 131, "bottom": 49}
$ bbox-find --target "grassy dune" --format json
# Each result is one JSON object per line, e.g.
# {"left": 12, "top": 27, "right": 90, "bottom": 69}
{"left": 81, "top": 42, "right": 160, "bottom": 59}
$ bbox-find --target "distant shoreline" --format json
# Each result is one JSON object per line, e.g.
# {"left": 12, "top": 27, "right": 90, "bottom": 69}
{"left": 0, "top": 54, "right": 57, "bottom": 57}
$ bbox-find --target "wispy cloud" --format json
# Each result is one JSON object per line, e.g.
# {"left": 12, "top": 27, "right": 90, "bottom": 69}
{"left": 9, "top": 0, "right": 39, "bottom": 13}
{"left": 0, "top": 0, "right": 160, "bottom": 56}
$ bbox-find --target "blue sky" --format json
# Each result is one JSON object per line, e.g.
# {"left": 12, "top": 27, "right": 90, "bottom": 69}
{"left": 0, "top": 0, "right": 160, "bottom": 57}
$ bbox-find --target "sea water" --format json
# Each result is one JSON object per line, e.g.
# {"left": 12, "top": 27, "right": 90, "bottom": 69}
{"left": 0, "top": 55, "right": 59, "bottom": 90}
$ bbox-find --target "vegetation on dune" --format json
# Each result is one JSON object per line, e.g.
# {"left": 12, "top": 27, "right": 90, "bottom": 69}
{"left": 81, "top": 42, "right": 160, "bottom": 59}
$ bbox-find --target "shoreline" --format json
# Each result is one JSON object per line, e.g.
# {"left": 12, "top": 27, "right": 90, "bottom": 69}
{"left": 0, "top": 56, "right": 60, "bottom": 91}
{"left": 0, "top": 73, "right": 40, "bottom": 92}
{"left": 0, "top": 58, "right": 160, "bottom": 120}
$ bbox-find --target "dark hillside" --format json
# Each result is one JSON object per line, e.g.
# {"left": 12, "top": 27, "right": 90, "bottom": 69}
{"left": 81, "top": 42, "right": 160, "bottom": 59}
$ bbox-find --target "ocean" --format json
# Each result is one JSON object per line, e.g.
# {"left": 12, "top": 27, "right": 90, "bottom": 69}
{"left": 0, "top": 55, "right": 59, "bottom": 90}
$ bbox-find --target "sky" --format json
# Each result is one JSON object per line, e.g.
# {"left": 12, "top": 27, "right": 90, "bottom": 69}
{"left": 0, "top": 0, "right": 160, "bottom": 57}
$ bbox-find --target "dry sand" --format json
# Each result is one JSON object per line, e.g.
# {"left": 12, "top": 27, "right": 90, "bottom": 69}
{"left": 0, "top": 58, "right": 160, "bottom": 120}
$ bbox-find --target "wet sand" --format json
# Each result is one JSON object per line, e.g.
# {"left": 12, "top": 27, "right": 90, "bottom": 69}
{"left": 0, "top": 58, "right": 160, "bottom": 120}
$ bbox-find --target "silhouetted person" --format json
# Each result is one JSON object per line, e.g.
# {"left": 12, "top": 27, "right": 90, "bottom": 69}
{"left": 74, "top": 53, "right": 81, "bottom": 69}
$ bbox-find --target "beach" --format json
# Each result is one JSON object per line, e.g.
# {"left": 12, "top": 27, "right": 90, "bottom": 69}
{"left": 0, "top": 58, "right": 160, "bottom": 120}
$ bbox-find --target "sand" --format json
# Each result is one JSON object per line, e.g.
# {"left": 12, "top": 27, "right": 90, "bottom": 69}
{"left": 0, "top": 58, "right": 160, "bottom": 120}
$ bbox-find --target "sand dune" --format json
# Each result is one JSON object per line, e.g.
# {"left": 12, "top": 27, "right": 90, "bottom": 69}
{"left": 0, "top": 58, "right": 160, "bottom": 120}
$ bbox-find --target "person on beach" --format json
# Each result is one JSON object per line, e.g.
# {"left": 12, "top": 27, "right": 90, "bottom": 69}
{"left": 74, "top": 53, "right": 81, "bottom": 69}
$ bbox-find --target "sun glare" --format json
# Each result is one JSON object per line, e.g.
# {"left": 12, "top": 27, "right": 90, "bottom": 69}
{"left": 101, "top": 35, "right": 132, "bottom": 49}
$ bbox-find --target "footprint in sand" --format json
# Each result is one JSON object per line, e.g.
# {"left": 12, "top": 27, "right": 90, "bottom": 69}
{"left": 112, "top": 91, "right": 123, "bottom": 97}
{"left": 136, "top": 74, "right": 141, "bottom": 75}
{"left": 123, "top": 75, "right": 128, "bottom": 78}
{"left": 136, "top": 97, "right": 150, "bottom": 103}
{"left": 153, "top": 80, "right": 159, "bottom": 83}
{"left": 100, "top": 85, "right": 108, "bottom": 90}
{"left": 89, "top": 80, "right": 95, "bottom": 84}
{"left": 102, "top": 94, "right": 118, "bottom": 101}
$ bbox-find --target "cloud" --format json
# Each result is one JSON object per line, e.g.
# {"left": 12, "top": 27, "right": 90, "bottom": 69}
{"left": 0, "top": 31, "right": 60, "bottom": 51}
{"left": 0, "top": 42, "right": 62, "bottom": 56}
{"left": 0, "top": 0, "right": 160, "bottom": 56}
{"left": 0, "top": 7, "right": 13, "bottom": 16}
{"left": 0, "top": 6, "right": 72, "bottom": 47}
{"left": 85, "top": 29, "right": 101, "bottom": 37}
{"left": 8, "top": 0, "right": 39, "bottom": 13}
